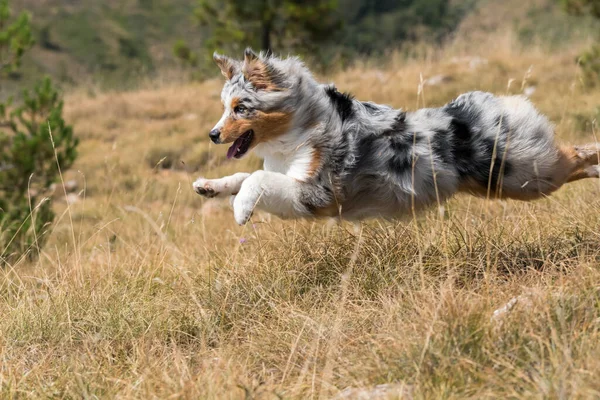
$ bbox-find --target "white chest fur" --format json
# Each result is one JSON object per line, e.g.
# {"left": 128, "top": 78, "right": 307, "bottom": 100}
{"left": 260, "top": 144, "right": 315, "bottom": 182}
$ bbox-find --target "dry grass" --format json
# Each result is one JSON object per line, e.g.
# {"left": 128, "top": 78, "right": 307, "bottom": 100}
{"left": 1, "top": 33, "right": 600, "bottom": 399}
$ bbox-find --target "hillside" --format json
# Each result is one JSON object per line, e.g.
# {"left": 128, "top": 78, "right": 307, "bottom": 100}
{"left": 1, "top": 25, "right": 600, "bottom": 396}
{"left": 10, "top": 0, "right": 600, "bottom": 92}
{"left": 13, "top": 0, "right": 199, "bottom": 89}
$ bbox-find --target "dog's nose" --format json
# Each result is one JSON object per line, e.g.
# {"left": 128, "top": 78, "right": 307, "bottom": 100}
{"left": 209, "top": 129, "right": 221, "bottom": 144}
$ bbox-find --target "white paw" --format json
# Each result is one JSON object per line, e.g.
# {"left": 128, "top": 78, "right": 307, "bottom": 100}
{"left": 233, "top": 193, "right": 255, "bottom": 225}
{"left": 193, "top": 178, "right": 218, "bottom": 198}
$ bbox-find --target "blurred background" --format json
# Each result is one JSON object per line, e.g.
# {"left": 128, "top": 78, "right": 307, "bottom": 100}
{"left": 8, "top": 0, "right": 600, "bottom": 91}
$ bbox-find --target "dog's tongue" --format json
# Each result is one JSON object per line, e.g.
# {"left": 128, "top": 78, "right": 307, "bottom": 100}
{"left": 227, "top": 137, "right": 244, "bottom": 159}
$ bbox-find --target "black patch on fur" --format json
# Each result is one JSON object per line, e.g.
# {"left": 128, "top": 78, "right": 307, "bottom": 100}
{"left": 445, "top": 103, "right": 513, "bottom": 192}
{"left": 383, "top": 112, "right": 413, "bottom": 168}
{"left": 431, "top": 129, "right": 454, "bottom": 165}
{"left": 451, "top": 118, "right": 471, "bottom": 141}
{"left": 448, "top": 119, "right": 474, "bottom": 165}
{"left": 325, "top": 86, "right": 355, "bottom": 122}
{"left": 480, "top": 137, "right": 512, "bottom": 188}
{"left": 349, "top": 111, "right": 413, "bottom": 177}
{"left": 381, "top": 112, "right": 407, "bottom": 137}
{"left": 355, "top": 134, "right": 377, "bottom": 165}
{"left": 389, "top": 136, "right": 408, "bottom": 151}
{"left": 387, "top": 152, "right": 412, "bottom": 173}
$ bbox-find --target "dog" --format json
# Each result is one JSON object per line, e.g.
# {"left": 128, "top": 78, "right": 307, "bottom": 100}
{"left": 193, "top": 48, "right": 600, "bottom": 225}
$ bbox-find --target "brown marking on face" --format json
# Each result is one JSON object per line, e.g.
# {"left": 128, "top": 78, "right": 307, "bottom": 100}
{"left": 251, "top": 110, "right": 293, "bottom": 142}
{"left": 218, "top": 110, "right": 294, "bottom": 146}
{"left": 230, "top": 97, "right": 241, "bottom": 110}
{"left": 243, "top": 58, "right": 282, "bottom": 91}
{"left": 219, "top": 117, "right": 254, "bottom": 143}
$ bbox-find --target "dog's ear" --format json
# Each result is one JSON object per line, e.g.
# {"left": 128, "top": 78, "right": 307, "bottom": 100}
{"left": 243, "top": 47, "right": 260, "bottom": 64}
{"left": 242, "top": 47, "right": 284, "bottom": 91}
{"left": 213, "top": 52, "right": 240, "bottom": 80}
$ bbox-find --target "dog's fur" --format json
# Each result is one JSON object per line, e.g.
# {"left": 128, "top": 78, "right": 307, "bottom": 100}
{"left": 193, "top": 48, "right": 600, "bottom": 225}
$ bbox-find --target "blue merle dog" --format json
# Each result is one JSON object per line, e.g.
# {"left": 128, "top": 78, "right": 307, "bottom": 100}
{"left": 193, "top": 48, "right": 600, "bottom": 225}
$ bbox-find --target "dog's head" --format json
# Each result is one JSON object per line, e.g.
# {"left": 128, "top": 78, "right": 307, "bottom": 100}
{"left": 209, "top": 48, "right": 299, "bottom": 159}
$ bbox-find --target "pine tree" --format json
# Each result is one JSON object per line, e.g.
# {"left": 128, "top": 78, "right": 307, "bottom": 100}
{"left": 194, "top": 0, "right": 340, "bottom": 58}
{"left": 0, "top": 0, "right": 78, "bottom": 264}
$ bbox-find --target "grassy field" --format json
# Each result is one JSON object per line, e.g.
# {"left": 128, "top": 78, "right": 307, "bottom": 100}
{"left": 1, "top": 33, "right": 600, "bottom": 398}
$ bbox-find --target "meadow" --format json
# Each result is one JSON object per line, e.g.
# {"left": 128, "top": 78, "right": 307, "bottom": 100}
{"left": 1, "top": 31, "right": 600, "bottom": 398}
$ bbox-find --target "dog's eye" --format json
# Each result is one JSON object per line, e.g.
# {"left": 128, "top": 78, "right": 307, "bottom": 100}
{"left": 234, "top": 105, "right": 247, "bottom": 114}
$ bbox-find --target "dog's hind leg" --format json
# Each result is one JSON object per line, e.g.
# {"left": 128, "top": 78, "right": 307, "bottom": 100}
{"left": 556, "top": 143, "right": 600, "bottom": 186}
{"left": 567, "top": 165, "right": 600, "bottom": 183}
{"left": 557, "top": 143, "right": 600, "bottom": 184}
{"left": 193, "top": 173, "right": 250, "bottom": 198}
{"left": 574, "top": 143, "right": 600, "bottom": 167}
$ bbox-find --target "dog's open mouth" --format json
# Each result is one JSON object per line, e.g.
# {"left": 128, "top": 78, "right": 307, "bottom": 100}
{"left": 227, "top": 130, "right": 254, "bottom": 159}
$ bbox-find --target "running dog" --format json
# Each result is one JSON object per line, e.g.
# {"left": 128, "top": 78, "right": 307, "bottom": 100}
{"left": 193, "top": 48, "right": 600, "bottom": 225}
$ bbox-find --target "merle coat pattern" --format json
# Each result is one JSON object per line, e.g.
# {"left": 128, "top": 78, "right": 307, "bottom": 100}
{"left": 193, "top": 49, "right": 600, "bottom": 225}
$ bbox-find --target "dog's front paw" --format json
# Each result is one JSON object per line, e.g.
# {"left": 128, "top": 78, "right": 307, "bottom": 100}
{"left": 233, "top": 194, "right": 254, "bottom": 225}
{"left": 193, "top": 178, "right": 218, "bottom": 198}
